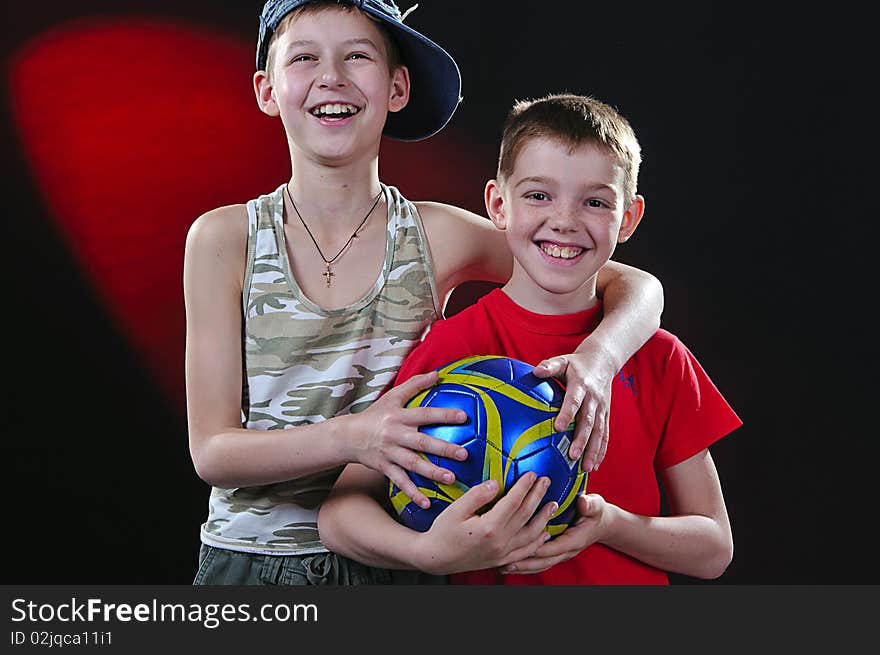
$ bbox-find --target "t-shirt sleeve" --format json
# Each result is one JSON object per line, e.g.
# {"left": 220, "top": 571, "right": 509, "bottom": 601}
{"left": 654, "top": 335, "right": 743, "bottom": 470}
{"left": 394, "top": 319, "right": 477, "bottom": 388}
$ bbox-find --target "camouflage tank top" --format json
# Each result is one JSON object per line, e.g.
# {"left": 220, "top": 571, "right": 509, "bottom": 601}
{"left": 199, "top": 183, "right": 441, "bottom": 555}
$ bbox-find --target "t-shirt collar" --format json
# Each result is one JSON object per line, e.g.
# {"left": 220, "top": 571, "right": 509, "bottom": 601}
{"left": 487, "top": 288, "right": 604, "bottom": 336}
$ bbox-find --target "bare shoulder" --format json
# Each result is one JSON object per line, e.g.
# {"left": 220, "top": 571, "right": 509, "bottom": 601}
{"left": 187, "top": 204, "right": 248, "bottom": 245}
{"left": 184, "top": 203, "right": 250, "bottom": 292}
{"left": 415, "top": 201, "right": 493, "bottom": 232}
{"left": 185, "top": 203, "right": 249, "bottom": 260}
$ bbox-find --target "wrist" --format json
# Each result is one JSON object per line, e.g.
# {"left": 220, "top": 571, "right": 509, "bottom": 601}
{"left": 331, "top": 413, "right": 359, "bottom": 464}
{"left": 575, "top": 337, "right": 623, "bottom": 378}
{"left": 597, "top": 501, "right": 625, "bottom": 547}
{"left": 410, "top": 531, "right": 443, "bottom": 575}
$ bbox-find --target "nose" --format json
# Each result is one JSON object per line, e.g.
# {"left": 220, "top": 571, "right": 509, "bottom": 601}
{"left": 546, "top": 205, "right": 580, "bottom": 233}
{"left": 318, "top": 59, "right": 346, "bottom": 88}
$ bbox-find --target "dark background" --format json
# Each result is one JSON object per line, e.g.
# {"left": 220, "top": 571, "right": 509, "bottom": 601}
{"left": 2, "top": 1, "right": 873, "bottom": 584}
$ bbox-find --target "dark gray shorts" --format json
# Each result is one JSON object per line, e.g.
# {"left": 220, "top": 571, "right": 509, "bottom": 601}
{"left": 193, "top": 544, "right": 448, "bottom": 586}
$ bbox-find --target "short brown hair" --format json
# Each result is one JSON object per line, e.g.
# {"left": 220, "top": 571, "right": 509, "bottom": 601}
{"left": 497, "top": 93, "right": 642, "bottom": 204}
{"left": 264, "top": 0, "right": 402, "bottom": 80}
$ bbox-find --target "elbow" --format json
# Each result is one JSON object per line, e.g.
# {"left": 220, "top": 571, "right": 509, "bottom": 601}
{"left": 316, "top": 502, "right": 344, "bottom": 557}
{"left": 192, "top": 453, "right": 223, "bottom": 488}
{"left": 631, "top": 268, "right": 664, "bottom": 328}
{"left": 646, "top": 273, "right": 664, "bottom": 329}
{"left": 695, "top": 536, "right": 734, "bottom": 580}
{"left": 189, "top": 437, "right": 231, "bottom": 489}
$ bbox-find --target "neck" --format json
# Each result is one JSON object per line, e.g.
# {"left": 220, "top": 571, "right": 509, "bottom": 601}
{"left": 502, "top": 265, "right": 599, "bottom": 315}
{"left": 287, "top": 150, "right": 382, "bottom": 226}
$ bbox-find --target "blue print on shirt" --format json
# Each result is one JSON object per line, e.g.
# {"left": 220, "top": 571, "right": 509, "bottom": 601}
{"left": 619, "top": 369, "right": 637, "bottom": 394}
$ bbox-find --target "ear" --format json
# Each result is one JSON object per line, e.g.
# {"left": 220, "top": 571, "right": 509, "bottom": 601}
{"left": 617, "top": 194, "right": 645, "bottom": 243}
{"left": 253, "top": 70, "right": 280, "bottom": 117}
{"left": 388, "top": 65, "right": 411, "bottom": 113}
{"left": 484, "top": 179, "right": 507, "bottom": 230}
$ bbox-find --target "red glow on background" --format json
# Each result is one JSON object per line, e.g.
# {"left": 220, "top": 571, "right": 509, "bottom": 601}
{"left": 7, "top": 18, "right": 490, "bottom": 414}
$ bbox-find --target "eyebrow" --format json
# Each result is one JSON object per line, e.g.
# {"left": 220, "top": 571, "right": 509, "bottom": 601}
{"left": 514, "top": 176, "right": 617, "bottom": 194}
{"left": 513, "top": 176, "right": 554, "bottom": 188}
{"left": 344, "top": 38, "right": 381, "bottom": 49}
{"left": 284, "top": 38, "right": 381, "bottom": 52}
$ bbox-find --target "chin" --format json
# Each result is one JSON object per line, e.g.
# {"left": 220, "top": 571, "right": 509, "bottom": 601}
{"left": 307, "top": 141, "right": 364, "bottom": 164}
{"left": 538, "top": 271, "right": 601, "bottom": 302}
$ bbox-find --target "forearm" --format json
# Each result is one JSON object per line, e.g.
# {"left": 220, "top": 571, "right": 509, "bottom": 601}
{"left": 191, "top": 414, "right": 356, "bottom": 488}
{"left": 588, "top": 261, "right": 663, "bottom": 371}
{"left": 319, "top": 471, "right": 424, "bottom": 571}
{"left": 601, "top": 503, "right": 733, "bottom": 579}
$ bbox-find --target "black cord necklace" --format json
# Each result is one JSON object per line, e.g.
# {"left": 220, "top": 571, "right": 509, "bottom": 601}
{"left": 285, "top": 184, "right": 383, "bottom": 287}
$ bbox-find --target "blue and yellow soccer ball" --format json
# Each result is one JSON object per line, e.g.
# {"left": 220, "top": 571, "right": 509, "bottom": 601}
{"left": 388, "top": 355, "right": 588, "bottom": 537}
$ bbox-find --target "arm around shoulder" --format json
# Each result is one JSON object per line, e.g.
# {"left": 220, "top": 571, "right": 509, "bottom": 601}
{"left": 593, "top": 259, "right": 664, "bottom": 371}
{"left": 416, "top": 201, "right": 512, "bottom": 298}
{"left": 534, "top": 260, "right": 664, "bottom": 471}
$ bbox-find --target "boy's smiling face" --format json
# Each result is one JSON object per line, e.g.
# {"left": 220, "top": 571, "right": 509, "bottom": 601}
{"left": 255, "top": 7, "right": 409, "bottom": 164}
{"left": 486, "top": 137, "right": 644, "bottom": 315}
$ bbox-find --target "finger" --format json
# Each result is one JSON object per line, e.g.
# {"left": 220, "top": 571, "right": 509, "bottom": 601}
{"left": 531, "top": 534, "right": 576, "bottom": 560}
{"left": 387, "top": 466, "right": 431, "bottom": 510}
{"left": 555, "top": 384, "right": 586, "bottom": 433}
{"left": 407, "top": 406, "right": 469, "bottom": 430}
{"left": 594, "top": 410, "right": 610, "bottom": 469}
{"left": 565, "top": 415, "right": 591, "bottom": 468}
{"left": 580, "top": 403, "right": 606, "bottom": 472}
{"left": 502, "top": 485, "right": 556, "bottom": 552}
{"left": 514, "top": 481, "right": 556, "bottom": 532}
{"left": 527, "top": 497, "right": 559, "bottom": 532}
{"left": 489, "top": 473, "right": 542, "bottom": 527}
{"left": 499, "top": 532, "right": 553, "bottom": 569}
{"left": 406, "top": 430, "right": 468, "bottom": 461}
{"left": 477, "top": 472, "right": 540, "bottom": 536}
{"left": 503, "top": 554, "right": 564, "bottom": 575}
{"left": 505, "top": 516, "right": 592, "bottom": 573}
{"left": 580, "top": 422, "right": 599, "bottom": 473}
{"left": 505, "top": 531, "right": 581, "bottom": 572}
{"left": 567, "top": 396, "right": 596, "bottom": 462}
{"left": 395, "top": 446, "right": 457, "bottom": 484}
{"left": 445, "top": 479, "right": 500, "bottom": 519}
{"left": 501, "top": 558, "right": 545, "bottom": 574}
{"left": 500, "top": 545, "right": 562, "bottom": 574}
{"left": 533, "top": 356, "right": 568, "bottom": 379}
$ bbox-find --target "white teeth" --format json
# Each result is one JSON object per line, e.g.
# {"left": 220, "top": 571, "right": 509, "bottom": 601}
{"left": 312, "top": 103, "right": 358, "bottom": 116}
{"left": 539, "top": 242, "right": 583, "bottom": 259}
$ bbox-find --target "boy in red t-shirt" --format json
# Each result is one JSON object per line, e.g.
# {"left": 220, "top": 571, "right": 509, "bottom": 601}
{"left": 319, "top": 93, "right": 741, "bottom": 583}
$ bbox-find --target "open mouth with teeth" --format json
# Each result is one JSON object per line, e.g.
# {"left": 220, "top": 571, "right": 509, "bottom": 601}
{"left": 537, "top": 241, "right": 585, "bottom": 261}
{"left": 311, "top": 103, "right": 360, "bottom": 121}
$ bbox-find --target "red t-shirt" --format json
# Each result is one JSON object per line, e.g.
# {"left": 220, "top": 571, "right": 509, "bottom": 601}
{"left": 395, "top": 288, "right": 742, "bottom": 585}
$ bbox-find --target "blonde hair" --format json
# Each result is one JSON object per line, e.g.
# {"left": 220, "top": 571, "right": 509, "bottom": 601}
{"left": 498, "top": 93, "right": 642, "bottom": 204}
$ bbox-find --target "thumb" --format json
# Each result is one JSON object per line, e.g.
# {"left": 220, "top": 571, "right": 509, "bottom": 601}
{"left": 533, "top": 356, "right": 568, "bottom": 379}
{"left": 393, "top": 370, "right": 440, "bottom": 402}
{"left": 446, "top": 479, "right": 500, "bottom": 518}
{"left": 577, "top": 493, "right": 598, "bottom": 517}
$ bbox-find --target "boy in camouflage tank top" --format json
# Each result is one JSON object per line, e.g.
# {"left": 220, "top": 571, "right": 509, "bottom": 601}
{"left": 183, "top": 0, "right": 664, "bottom": 585}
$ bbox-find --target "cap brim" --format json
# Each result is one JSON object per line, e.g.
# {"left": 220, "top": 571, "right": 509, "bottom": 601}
{"left": 361, "top": 6, "right": 462, "bottom": 141}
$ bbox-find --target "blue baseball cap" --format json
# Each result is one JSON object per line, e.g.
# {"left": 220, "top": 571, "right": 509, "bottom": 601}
{"left": 256, "top": 0, "right": 462, "bottom": 141}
